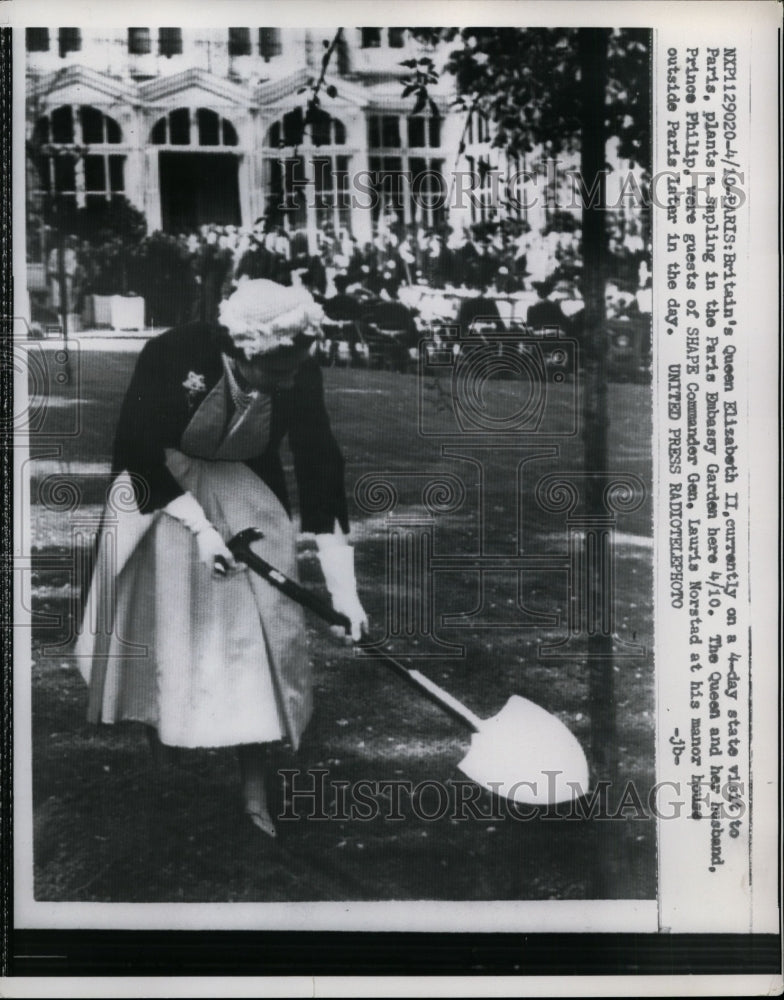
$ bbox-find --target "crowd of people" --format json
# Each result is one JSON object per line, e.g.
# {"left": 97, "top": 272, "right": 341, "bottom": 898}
{"left": 39, "top": 210, "right": 651, "bottom": 376}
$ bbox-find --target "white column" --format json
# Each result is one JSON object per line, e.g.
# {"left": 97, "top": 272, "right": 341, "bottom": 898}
{"left": 123, "top": 148, "right": 146, "bottom": 213}
{"left": 440, "top": 110, "right": 471, "bottom": 235}
{"left": 237, "top": 154, "right": 252, "bottom": 228}
{"left": 241, "top": 112, "right": 264, "bottom": 224}
{"left": 346, "top": 113, "right": 372, "bottom": 245}
{"left": 250, "top": 150, "right": 266, "bottom": 224}
{"left": 144, "top": 149, "right": 162, "bottom": 232}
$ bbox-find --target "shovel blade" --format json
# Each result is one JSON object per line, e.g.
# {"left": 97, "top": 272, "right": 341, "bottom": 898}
{"left": 457, "top": 695, "right": 590, "bottom": 806}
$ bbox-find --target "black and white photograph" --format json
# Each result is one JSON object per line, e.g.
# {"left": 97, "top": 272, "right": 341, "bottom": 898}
{"left": 4, "top": 0, "right": 781, "bottom": 991}
{"left": 18, "top": 12, "right": 656, "bottom": 906}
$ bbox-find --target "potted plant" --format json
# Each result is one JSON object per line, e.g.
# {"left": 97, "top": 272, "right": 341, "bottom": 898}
{"left": 74, "top": 198, "right": 147, "bottom": 331}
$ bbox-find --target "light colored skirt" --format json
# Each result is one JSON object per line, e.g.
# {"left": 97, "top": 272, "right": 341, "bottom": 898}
{"left": 75, "top": 452, "right": 312, "bottom": 749}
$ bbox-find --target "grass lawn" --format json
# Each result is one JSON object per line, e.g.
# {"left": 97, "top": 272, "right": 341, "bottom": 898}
{"left": 25, "top": 346, "right": 655, "bottom": 904}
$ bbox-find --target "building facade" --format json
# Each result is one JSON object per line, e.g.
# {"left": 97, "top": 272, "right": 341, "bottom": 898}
{"left": 25, "top": 26, "right": 480, "bottom": 251}
{"left": 26, "top": 25, "right": 644, "bottom": 273}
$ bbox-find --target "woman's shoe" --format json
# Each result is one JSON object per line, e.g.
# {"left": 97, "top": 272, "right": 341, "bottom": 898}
{"left": 246, "top": 808, "right": 277, "bottom": 838}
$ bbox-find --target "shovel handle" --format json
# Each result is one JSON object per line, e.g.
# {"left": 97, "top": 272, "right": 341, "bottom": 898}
{"left": 405, "top": 669, "right": 482, "bottom": 731}
{"left": 229, "top": 533, "right": 482, "bottom": 733}
{"left": 228, "top": 538, "right": 352, "bottom": 633}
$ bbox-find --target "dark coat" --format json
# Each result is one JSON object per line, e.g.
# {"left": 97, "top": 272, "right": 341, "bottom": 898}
{"left": 456, "top": 295, "right": 504, "bottom": 338}
{"left": 112, "top": 321, "right": 349, "bottom": 535}
{"left": 194, "top": 245, "right": 235, "bottom": 323}
{"left": 526, "top": 298, "right": 571, "bottom": 332}
{"left": 235, "top": 244, "right": 292, "bottom": 286}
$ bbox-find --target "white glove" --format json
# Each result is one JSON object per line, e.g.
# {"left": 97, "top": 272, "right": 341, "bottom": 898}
{"left": 316, "top": 532, "right": 368, "bottom": 642}
{"left": 164, "top": 492, "right": 242, "bottom": 574}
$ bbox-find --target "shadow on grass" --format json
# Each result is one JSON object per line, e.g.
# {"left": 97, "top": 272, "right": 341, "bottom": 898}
{"left": 26, "top": 363, "right": 656, "bottom": 904}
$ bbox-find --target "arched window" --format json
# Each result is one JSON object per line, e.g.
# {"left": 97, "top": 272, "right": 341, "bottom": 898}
{"left": 264, "top": 111, "right": 350, "bottom": 234}
{"left": 267, "top": 107, "right": 345, "bottom": 149}
{"left": 35, "top": 105, "right": 123, "bottom": 146}
{"left": 150, "top": 107, "right": 239, "bottom": 147}
{"left": 31, "top": 105, "right": 126, "bottom": 219}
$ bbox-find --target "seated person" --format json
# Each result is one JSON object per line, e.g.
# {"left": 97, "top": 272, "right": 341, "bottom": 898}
{"left": 605, "top": 280, "right": 641, "bottom": 320}
{"left": 360, "top": 299, "right": 419, "bottom": 369}
{"left": 456, "top": 286, "right": 505, "bottom": 339}
{"left": 323, "top": 274, "right": 365, "bottom": 322}
{"left": 527, "top": 277, "right": 579, "bottom": 333}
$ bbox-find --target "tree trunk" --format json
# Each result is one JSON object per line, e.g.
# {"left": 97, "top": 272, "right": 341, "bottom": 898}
{"left": 55, "top": 208, "right": 69, "bottom": 342}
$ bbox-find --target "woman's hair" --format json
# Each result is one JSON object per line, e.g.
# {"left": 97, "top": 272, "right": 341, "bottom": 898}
{"left": 216, "top": 279, "right": 323, "bottom": 357}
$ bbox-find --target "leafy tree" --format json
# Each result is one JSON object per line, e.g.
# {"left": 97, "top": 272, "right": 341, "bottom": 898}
{"left": 282, "top": 29, "right": 652, "bottom": 777}
{"left": 404, "top": 27, "right": 652, "bottom": 777}
{"left": 408, "top": 27, "right": 650, "bottom": 170}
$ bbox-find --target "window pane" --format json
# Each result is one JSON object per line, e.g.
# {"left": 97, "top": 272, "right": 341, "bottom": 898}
{"left": 169, "top": 108, "right": 190, "bottom": 145}
{"left": 105, "top": 116, "right": 122, "bottom": 143}
{"left": 314, "top": 157, "right": 333, "bottom": 227}
{"left": 313, "top": 157, "right": 332, "bottom": 201}
{"left": 128, "top": 28, "right": 151, "bottom": 55}
{"left": 268, "top": 159, "right": 284, "bottom": 209}
{"left": 53, "top": 157, "right": 76, "bottom": 192}
{"left": 109, "top": 155, "right": 125, "bottom": 191}
{"left": 311, "top": 109, "right": 331, "bottom": 147}
{"left": 430, "top": 160, "right": 446, "bottom": 224}
{"left": 409, "top": 156, "right": 426, "bottom": 178}
{"left": 382, "top": 116, "right": 400, "bottom": 148}
{"left": 283, "top": 158, "right": 306, "bottom": 227}
{"left": 84, "top": 155, "right": 105, "bottom": 191}
{"left": 51, "top": 106, "right": 74, "bottom": 144}
{"left": 80, "top": 106, "right": 104, "bottom": 144}
{"left": 35, "top": 155, "right": 52, "bottom": 192}
{"left": 26, "top": 28, "right": 50, "bottom": 52}
{"left": 410, "top": 157, "right": 425, "bottom": 224}
{"left": 58, "top": 28, "right": 81, "bottom": 57}
{"left": 360, "top": 28, "right": 381, "bottom": 48}
{"left": 333, "top": 119, "right": 346, "bottom": 144}
{"left": 408, "top": 117, "right": 425, "bottom": 148}
{"left": 228, "top": 27, "right": 251, "bottom": 56}
{"left": 429, "top": 116, "right": 441, "bottom": 148}
{"left": 221, "top": 118, "right": 238, "bottom": 146}
{"left": 283, "top": 108, "right": 304, "bottom": 147}
{"left": 198, "top": 108, "right": 219, "bottom": 146}
{"left": 258, "top": 28, "right": 282, "bottom": 60}
{"left": 33, "top": 116, "right": 50, "bottom": 146}
{"left": 388, "top": 28, "right": 405, "bottom": 48}
{"left": 158, "top": 28, "right": 182, "bottom": 58}
{"left": 57, "top": 194, "right": 78, "bottom": 224}
{"left": 151, "top": 117, "right": 167, "bottom": 144}
{"left": 368, "top": 117, "right": 380, "bottom": 149}
{"left": 372, "top": 155, "right": 404, "bottom": 224}
{"left": 336, "top": 156, "right": 350, "bottom": 209}
{"left": 411, "top": 158, "right": 446, "bottom": 221}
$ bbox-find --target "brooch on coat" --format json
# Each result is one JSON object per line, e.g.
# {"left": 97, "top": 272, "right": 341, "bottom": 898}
{"left": 182, "top": 371, "right": 207, "bottom": 410}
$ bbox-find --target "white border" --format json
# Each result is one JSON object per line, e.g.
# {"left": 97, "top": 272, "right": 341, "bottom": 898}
{"left": 5, "top": 0, "right": 781, "bottom": 949}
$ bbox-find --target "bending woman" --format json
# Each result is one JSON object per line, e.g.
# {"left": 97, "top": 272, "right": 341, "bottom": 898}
{"left": 76, "top": 279, "right": 368, "bottom": 837}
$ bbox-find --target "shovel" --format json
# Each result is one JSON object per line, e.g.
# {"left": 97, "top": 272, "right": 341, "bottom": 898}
{"left": 227, "top": 527, "right": 590, "bottom": 806}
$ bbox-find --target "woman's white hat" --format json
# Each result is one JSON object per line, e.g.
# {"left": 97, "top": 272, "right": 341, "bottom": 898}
{"left": 218, "top": 279, "right": 323, "bottom": 356}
